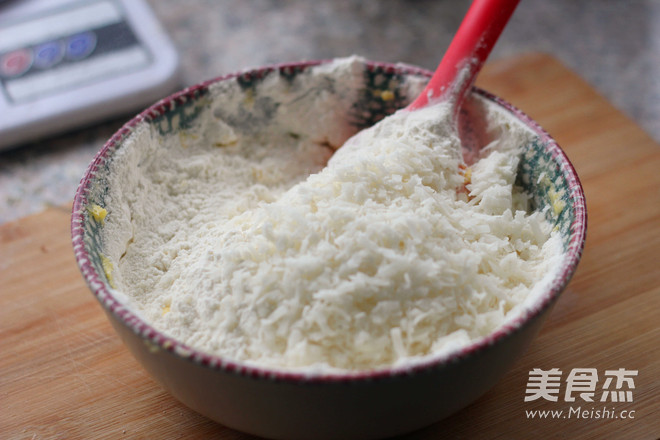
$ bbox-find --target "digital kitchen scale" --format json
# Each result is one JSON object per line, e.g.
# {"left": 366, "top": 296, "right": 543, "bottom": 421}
{"left": 0, "top": 0, "right": 180, "bottom": 150}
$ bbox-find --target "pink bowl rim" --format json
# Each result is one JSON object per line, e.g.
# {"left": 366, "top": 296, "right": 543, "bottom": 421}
{"left": 71, "top": 58, "right": 587, "bottom": 384}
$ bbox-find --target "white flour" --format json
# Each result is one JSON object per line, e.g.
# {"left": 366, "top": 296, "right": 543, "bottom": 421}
{"left": 102, "top": 57, "right": 562, "bottom": 372}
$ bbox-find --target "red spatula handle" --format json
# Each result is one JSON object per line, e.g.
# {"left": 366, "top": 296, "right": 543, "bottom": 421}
{"left": 408, "top": 0, "right": 520, "bottom": 111}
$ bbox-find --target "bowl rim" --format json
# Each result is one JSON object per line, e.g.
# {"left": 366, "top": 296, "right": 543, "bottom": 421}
{"left": 71, "top": 58, "right": 587, "bottom": 384}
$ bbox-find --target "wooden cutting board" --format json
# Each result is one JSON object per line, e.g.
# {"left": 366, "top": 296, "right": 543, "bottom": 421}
{"left": 1, "top": 54, "right": 659, "bottom": 440}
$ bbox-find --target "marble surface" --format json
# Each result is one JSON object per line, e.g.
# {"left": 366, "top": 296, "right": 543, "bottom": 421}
{"left": 1, "top": 0, "right": 659, "bottom": 224}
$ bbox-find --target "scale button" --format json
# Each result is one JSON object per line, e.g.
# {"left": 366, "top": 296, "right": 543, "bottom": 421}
{"left": 0, "top": 49, "right": 33, "bottom": 77}
{"left": 65, "top": 31, "right": 97, "bottom": 60}
{"left": 33, "top": 41, "right": 65, "bottom": 69}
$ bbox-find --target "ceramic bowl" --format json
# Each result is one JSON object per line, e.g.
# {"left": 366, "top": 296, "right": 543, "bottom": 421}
{"left": 72, "top": 58, "right": 586, "bottom": 440}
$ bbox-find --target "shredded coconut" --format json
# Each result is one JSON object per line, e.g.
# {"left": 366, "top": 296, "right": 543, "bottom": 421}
{"left": 102, "top": 57, "right": 563, "bottom": 372}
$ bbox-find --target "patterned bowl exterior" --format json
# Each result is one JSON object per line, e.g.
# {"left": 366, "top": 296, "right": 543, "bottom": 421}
{"left": 71, "top": 59, "right": 586, "bottom": 440}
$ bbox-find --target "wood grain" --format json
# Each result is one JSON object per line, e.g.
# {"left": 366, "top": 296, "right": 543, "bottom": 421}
{"left": 1, "top": 54, "right": 658, "bottom": 440}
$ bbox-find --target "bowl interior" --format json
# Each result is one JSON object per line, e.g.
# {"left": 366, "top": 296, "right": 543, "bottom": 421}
{"left": 72, "top": 57, "right": 586, "bottom": 380}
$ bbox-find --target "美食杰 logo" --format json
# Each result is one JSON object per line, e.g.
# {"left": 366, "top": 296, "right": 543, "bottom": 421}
{"left": 523, "top": 368, "right": 638, "bottom": 420}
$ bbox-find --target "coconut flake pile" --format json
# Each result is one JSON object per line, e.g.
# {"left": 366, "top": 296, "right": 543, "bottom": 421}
{"left": 104, "top": 58, "right": 562, "bottom": 372}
